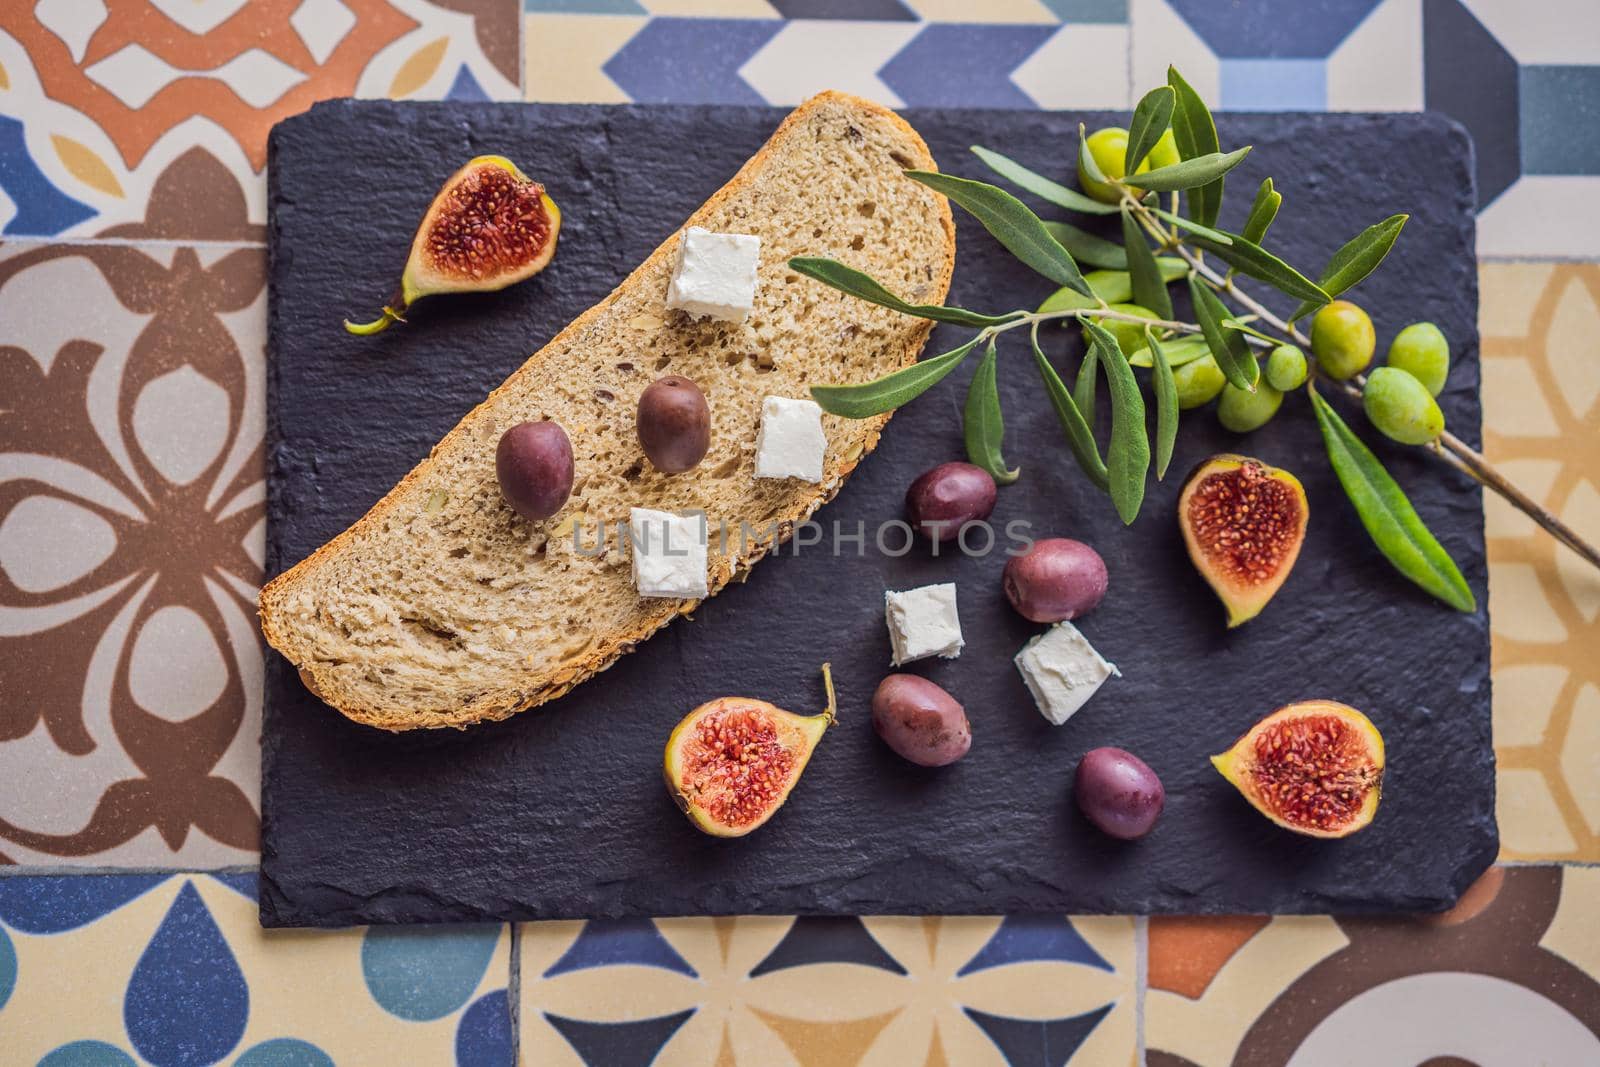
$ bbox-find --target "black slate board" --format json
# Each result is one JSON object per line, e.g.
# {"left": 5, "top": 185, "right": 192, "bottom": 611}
{"left": 262, "top": 102, "right": 1495, "bottom": 927}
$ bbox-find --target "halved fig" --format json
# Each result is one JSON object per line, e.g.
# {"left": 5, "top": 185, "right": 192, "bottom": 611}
{"left": 1211, "top": 700, "right": 1385, "bottom": 839}
{"left": 345, "top": 155, "right": 561, "bottom": 335}
{"left": 1178, "top": 454, "right": 1307, "bottom": 627}
{"left": 664, "top": 665, "right": 836, "bottom": 837}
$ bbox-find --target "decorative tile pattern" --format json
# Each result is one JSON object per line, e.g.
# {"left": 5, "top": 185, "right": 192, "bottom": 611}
{"left": 0, "top": 872, "right": 513, "bottom": 1064}
{"left": 520, "top": 913, "right": 1136, "bottom": 1065}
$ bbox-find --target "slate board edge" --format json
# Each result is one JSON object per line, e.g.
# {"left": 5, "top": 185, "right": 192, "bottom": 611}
{"left": 259, "top": 102, "right": 1495, "bottom": 926}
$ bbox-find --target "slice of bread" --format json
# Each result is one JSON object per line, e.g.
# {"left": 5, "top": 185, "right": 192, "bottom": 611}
{"left": 259, "top": 91, "right": 956, "bottom": 730}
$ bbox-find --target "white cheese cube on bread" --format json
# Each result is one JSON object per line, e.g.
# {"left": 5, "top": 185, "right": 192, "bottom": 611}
{"left": 755, "top": 396, "right": 826, "bottom": 482}
{"left": 885, "top": 583, "right": 964, "bottom": 666}
{"left": 665, "top": 226, "right": 760, "bottom": 322}
{"left": 1015, "top": 622, "right": 1119, "bottom": 725}
{"left": 629, "top": 507, "right": 708, "bottom": 599}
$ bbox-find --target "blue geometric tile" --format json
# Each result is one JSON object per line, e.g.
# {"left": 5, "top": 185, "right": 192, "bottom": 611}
{"left": 234, "top": 1038, "right": 336, "bottom": 1066}
{"left": 0, "top": 873, "right": 167, "bottom": 934}
{"left": 361, "top": 924, "right": 503, "bottom": 1022}
{"left": 1521, "top": 66, "right": 1600, "bottom": 175}
{"left": 37, "top": 1041, "right": 139, "bottom": 1067}
{"left": 0, "top": 923, "right": 13, "bottom": 1012}
{"left": 447, "top": 66, "right": 493, "bottom": 103}
{"left": 1423, "top": 0, "right": 1520, "bottom": 205}
{"left": 124, "top": 882, "right": 249, "bottom": 1067}
{"left": 544, "top": 1008, "right": 696, "bottom": 1067}
{"left": 769, "top": 0, "right": 917, "bottom": 18}
{"left": 207, "top": 872, "right": 258, "bottom": 901}
{"left": 543, "top": 918, "right": 697, "bottom": 978}
{"left": 0, "top": 115, "right": 97, "bottom": 236}
{"left": 748, "top": 916, "right": 907, "bottom": 977}
{"left": 524, "top": 0, "right": 646, "bottom": 12}
{"left": 604, "top": 18, "right": 783, "bottom": 105}
{"left": 1220, "top": 58, "right": 1327, "bottom": 110}
{"left": 1041, "top": 0, "right": 1128, "bottom": 22}
{"left": 964, "top": 1003, "right": 1115, "bottom": 1067}
{"left": 879, "top": 24, "right": 1056, "bottom": 109}
{"left": 956, "top": 915, "right": 1113, "bottom": 977}
{"left": 1167, "top": 0, "right": 1383, "bottom": 57}
{"left": 455, "top": 989, "right": 515, "bottom": 1067}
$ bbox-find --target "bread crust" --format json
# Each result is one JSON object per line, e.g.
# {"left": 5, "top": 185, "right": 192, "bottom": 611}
{"left": 259, "top": 91, "right": 957, "bottom": 730}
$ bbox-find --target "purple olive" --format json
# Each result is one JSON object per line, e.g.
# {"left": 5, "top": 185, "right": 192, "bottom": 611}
{"left": 1003, "top": 538, "right": 1108, "bottom": 623}
{"left": 1074, "top": 747, "right": 1164, "bottom": 840}
{"left": 905, "top": 462, "right": 997, "bottom": 543}
{"left": 872, "top": 674, "right": 971, "bottom": 767}
{"left": 496, "top": 421, "right": 574, "bottom": 521}
{"left": 637, "top": 375, "right": 711, "bottom": 474}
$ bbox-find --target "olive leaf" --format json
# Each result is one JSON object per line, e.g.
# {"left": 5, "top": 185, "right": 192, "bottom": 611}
{"left": 1125, "top": 85, "right": 1176, "bottom": 175}
{"left": 1043, "top": 220, "right": 1128, "bottom": 270}
{"left": 1031, "top": 326, "right": 1109, "bottom": 490}
{"left": 1083, "top": 322, "right": 1150, "bottom": 524}
{"left": 1074, "top": 341, "right": 1099, "bottom": 426}
{"left": 1143, "top": 203, "right": 1233, "bottom": 244}
{"left": 1308, "top": 386, "right": 1477, "bottom": 612}
{"left": 1187, "top": 232, "right": 1329, "bottom": 305}
{"left": 1242, "top": 177, "right": 1281, "bottom": 245}
{"left": 811, "top": 337, "right": 981, "bottom": 419}
{"left": 970, "top": 145, "right": 1119, "bottom": 216}
{"left": 1122, "top": 210, "right": 1174, "bottom": 319}
{"left": 1288, "top": 214, "right": 1409, "bottom": 322}
{"left": 1166, "top": 66, "right": 1223, "bottom": 226}
{"left": 964, "top": 340, "right": 1019, "bottom": 485}
{"left": 1127, "top": 334, "right": 1210, "bottom": 368}
{"left": 1078, "top": 122, "right": 1109, "bottom": 185}
{"left": 1133, "top": 147, "right": 1253, "bottom": 193}
{"left": 1145, "top": 328, "right": 1179, "bottom": 479}
{"left": 1220, "top": 317, "right": 1280, "bottom": 344}
{"left": 1037, "top": 259, "right": 1185, "bottom": 313}
{"left": 788, "top": 258, "right": 1013, "bottom": 328}
{"left": 906, "top": 170, "right": 1093, "bottom": 298}
{"left": 1188, "top": 274, "right": 1259, "bottom": 391}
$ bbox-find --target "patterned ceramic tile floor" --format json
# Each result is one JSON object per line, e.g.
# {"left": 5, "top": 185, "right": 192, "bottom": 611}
{"left": 2, "top": 1, "right": 1599, "bottom": 1063}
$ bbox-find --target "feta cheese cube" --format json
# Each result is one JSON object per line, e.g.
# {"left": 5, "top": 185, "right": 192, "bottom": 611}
{"left": 884, "top": 583, "right": 964, "bottom": 666}
{"left": 755, "top": 396, "right": 826, "bottom": 482}
{"left": 665, "top": 226, "right": 760, "bottom": 322}
{"left": 628, "top": 507, "right": 708, "bottom": 599}
{"left": 1014, "top": 622, "right": 1120, "bottom": 726}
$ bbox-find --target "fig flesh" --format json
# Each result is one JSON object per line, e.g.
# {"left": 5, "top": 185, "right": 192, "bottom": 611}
{"left": 346, "top": 155, "right": 561, "bottom": 335}
{"left": 663, "top": 665, "right": 836, "bottom": 837}
{"left": 1178, "top": 454, "right": 1307, "bottom": 627}
{"left": 1211, "top": 700, "right": 1385, "bottom": 838}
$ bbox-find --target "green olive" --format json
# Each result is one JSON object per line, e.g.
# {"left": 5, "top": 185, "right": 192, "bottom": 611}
{"left": 1078, "top": 127, "right": 1150, "bottom": 204}
{"left": 1387, "top": 321, "right": 1450, "bottom": 397}
{"left": 1083, "top": 303, "right": 1159, "bottom": 356}
{"left": 1363, "top": 366, "right": 1445, "bottom": 444}
{"left": 1146, "top": 128, "right": 1180, "bottom": 171}
{"left": 1173, "top": 354, "right": 1227, "bottom": 409}
{"left": 1217, "top": 382, "right": 1284, "bottom": 432}
{"left": 1310, "top": 300, "right": 1376, "bottom": 380}
{"left": 1264, "top": 344, "right": 1308, "bottom": 391}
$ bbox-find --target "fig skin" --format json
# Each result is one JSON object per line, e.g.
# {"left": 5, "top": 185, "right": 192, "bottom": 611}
{"left": 871, "top": 674, "right": 971, "bottom": 767}
{"left": 1178, "top": 454, "right": 1307, "bottom": 628}
{"left": 345, "top": 155, "right": 561, "bottom": 335}
{"left": 1211, "top": 700, "right": 1385, "bottom": 839}
{"left": 1074, "top": 747, "right": 1165, "bottom": 840}
{"left": 663, "top": 665, "right": 836, "bottom": 838}
{"left": 1003, "top": 538, "right": 1108, "bottom": 623}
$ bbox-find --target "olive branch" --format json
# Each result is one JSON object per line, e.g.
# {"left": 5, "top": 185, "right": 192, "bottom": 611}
{"left": 790, "top": 67, "right": 1600, "bottom": 613}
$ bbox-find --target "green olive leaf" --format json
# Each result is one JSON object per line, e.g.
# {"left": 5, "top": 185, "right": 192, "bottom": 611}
{"left": 1077, "top": 122, "right": 1109, "bottom": 185}
{"left": 1083, "top": 322, "right": 1150, "bottom": 524}
{"left": 1125, "top": 85, "right": 1176, "bottom": 175}
{"left": 1127, "top": 334, "right": 1211, "bottom": 368}
{"left": 1121, "top": 210, "right": 1174, "bottom": 319}
{"left": 1030, "top": 326, "right": 1109, "bottom": 491}
{"left": 1188, "top": 274, "right": 1260, "bottom": 392}
{"left": 1308, "top": 385, "right": 1477, "bottom": 612}
{"left": 1133, "top": 146, "right": 1252, "bottom": 193}
{"left": 906, "top": 170, "right": 1094, "bottom": 298}
{"left": 1142, "top": 203, "right": 1233, "bottom": 244}
{"left": 1187, "top": 232, "right": 1330, "bottom": 305}
{"left": 1145, "top": 328, "right": 1179, "bottom": 480}
{"left": 1036, "top": 260, "right": 1185, "bottom": 314}
{"left": 1165, "top": 66, "right": 1224, "bottom": 226}
{"left": 1043, "top": 220, "right": 1127, "bottom": 270}
{"left": 787, "top": 258, "right": 1014, "bottom": 328}
{"left": 969, "top": 145, "right": 1119, "bottom": 215}
{"left": 964, "top": 340, "right": 1019, "bottom": 485}
{"left": 1074, "top": 340, "right": 1099, "bottom": 427}
{"left": 1288, "top": 214, "right": 1409, "bottom": 322}
{"left": 1241, "top": 177, "right": 1281, "bottom": 245}
{"left": 1220, "top": 317, "right": 1280, "bottom": 344}
{"left": 811, "top": 337, "right": 981, "bottom": 419}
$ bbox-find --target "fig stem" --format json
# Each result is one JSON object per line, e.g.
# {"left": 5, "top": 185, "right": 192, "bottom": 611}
{"left": 820, "top": 662, "right": 837, "bottom": 726}
{"left": 343, "top": 305, "right": 407, "bottom": 336}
